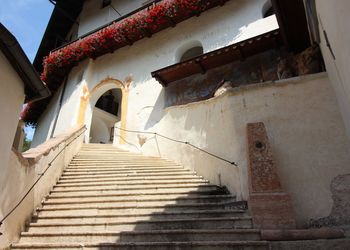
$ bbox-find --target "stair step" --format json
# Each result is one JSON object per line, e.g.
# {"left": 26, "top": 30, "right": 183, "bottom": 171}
{"left": 68, "top": 162, "right": 179, "bottom": 166}
{"left": 53, "top": 180, "right": 209, "bottom": 190}
{"left": 61, "top": 169, "right": 193, "bottom": 176}
{"left": 19, "top": 229, "right": 261, "bottom": 243}
{"left": 33, "top": 209, "right": 247, "bottom": 223}
{"left": 59, "top": 172, "right": 200, "bottom": 180}
{"left": 53, "top": 180, "right": 209, "bottom": 189}
{"left": 28, "top": 217, "right": 253, "bottom": 232}
{"left": 51, "top": 183, "right": 218, "bottom": 192}
{"left": 64, "top": 167, "right": 186, "bottom": 173}
{"left": 13, "top": 144, "right": 256, "bottom": 249}
{"left": 48, "top": 189, "right": 228, "bottom": 199}
{"left": 12, "top": 241, "right": 269, "bottom": 250}
{"left": 36, "top": 203, "right": 243, "bottom": 217}
{"left": 39, "top": 200, "right": 240, "bottom": 210}
{"left": 44, "top": 194, "right": 236, "bottom": 204}
{"left": 66, "top": 165, "right": 181, "bottom": 170}
{"left": 70, "top": 159, "right": 174, "bottom": 162}
{"left": 57, "top": 175, "right": 203, "bottom": 184}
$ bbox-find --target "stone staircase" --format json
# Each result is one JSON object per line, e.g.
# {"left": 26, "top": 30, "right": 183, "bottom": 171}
{"left": 12, "top": 143, "right": 268, "bottom": 249}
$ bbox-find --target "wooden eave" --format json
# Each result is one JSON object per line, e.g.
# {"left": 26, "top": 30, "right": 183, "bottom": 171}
{"left": 151, "top": 29, "right": 282, "bottom": 87}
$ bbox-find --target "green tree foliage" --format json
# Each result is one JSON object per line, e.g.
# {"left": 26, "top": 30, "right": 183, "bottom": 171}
{"left": 22, "top": 138, "right": 31, "bottom": 152}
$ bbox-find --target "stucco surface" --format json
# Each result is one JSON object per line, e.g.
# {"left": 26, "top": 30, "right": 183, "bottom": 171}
{"left": 0, "top": 126, "right": 85, "bottom": 249}
{"left": 30, "top": 0, "right": 350, "bottom": 228}
{"left": 90, "top": 107, "right": 118, "bottom": 143}
{"left": 0, "top": 51, "right": 25, "bottom": 171}
{"left": 316, "top": 0, "right": 350, "bottom": 139}
{"left": 137, "top": 73, "right": 350, "bottom": 227}
{"left": 34, "top": 0, "right": 278, "bottom": 148}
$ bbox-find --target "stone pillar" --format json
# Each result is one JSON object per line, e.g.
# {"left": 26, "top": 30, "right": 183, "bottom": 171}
{"left": 247, "top": 122, "right": 296, "bottom": 229}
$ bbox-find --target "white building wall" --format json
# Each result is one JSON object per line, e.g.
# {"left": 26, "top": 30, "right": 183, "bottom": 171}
{"left": 31, "top": 84, "right": 62, "bottom": 148}
{"left": 315, "top": 0, "right": 350, "bottom": 140}
{"left": 90, "top": 107, "right": 118, "bottom": 143}
{"left": 0, "top": 51, "right": 25, "bottom": 172}
{"left": 35, "top": 0, "right": 277, "bottom": 143}
{"left": 78, "top": 0, "right": 146, "bottom": 37}
{"left": 141, "top": 73, "right": 350, "bottom": 226}
{"left": 30, "top": 0, "right": 350, "bottom": 227}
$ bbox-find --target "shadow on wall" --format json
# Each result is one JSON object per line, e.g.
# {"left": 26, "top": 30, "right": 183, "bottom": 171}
{"left": 143, "top": 88, "right": 165, "bottom": 130}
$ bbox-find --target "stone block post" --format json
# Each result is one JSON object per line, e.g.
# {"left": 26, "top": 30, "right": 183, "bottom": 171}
{"left": 247, "top": 122, "right": 296, "bottom": 229}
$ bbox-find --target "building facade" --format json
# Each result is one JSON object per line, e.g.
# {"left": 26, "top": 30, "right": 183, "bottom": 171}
{"left": 23, "top": 0, "right": 350, "bottom": 228}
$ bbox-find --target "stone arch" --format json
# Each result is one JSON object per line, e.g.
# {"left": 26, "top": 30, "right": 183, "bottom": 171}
{"left": 77, "top": 77, "right": 128, "bottom": 144}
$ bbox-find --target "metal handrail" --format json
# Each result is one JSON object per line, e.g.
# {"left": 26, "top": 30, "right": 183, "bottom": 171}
{"left": 0, "top": 127, "right": 86, "bottom": 233}
{"left": 115, "top": 126, "right": 238, "bottom": 166}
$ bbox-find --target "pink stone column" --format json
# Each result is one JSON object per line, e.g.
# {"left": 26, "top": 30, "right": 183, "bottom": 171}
{"left": 247, "top": 122, "right": 296, "bottom": 229}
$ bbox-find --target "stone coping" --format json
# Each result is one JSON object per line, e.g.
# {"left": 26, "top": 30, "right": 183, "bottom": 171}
{"left": 164, "top": 72, "right": 328, "bottom": 111}
{"left": 21, "top": 125, "right": 86, "bottom": 165}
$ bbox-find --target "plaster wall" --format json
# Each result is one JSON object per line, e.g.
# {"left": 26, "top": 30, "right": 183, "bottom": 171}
{"left": 90, "top": 107, "right": 118, "bottom": 143}
{"left": 315, "top": 0, "right": 350, "bottom": 140}
{"left": 138, "top": 73, "right": 350, "bottom": 227}
{"left": 0, "top": 50, "right": 25, "bottom": 178}
{"left": 31, "top": 84, "right": 62, "bottom": 148}
{"left": 78, "top": 0, "right": 146, "bottom": 37}
{"left": 41, "top": 0, "right": 278, "bottom": 142}
{"left": 0, "top": 126, "right": 85, "bottom": 249}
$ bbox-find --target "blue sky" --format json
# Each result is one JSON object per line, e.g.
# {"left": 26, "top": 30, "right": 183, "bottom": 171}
{"left": 0, "top": 0, "right": 54, "bottom": 140}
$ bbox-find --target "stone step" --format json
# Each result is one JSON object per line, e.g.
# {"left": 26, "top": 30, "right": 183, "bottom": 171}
{"left": 40, "top": 199, "right": 241, "bottom": 210}
{"left": 27, "top": 217, "right": 253, "bottom": 233}
{"left": 61, "top": 169, "right": 194, "bottom": 177}
{"left": 69, "top": 160, "right": 179, "bottom": 164}
{"left": 57, "top": 175, "right": 203, "bottom": 184}
{"left": 71, "top": 157, "right": 171, "bottom": 161}
{"left": 51, "top": 183, "right": 218, "bottom": 193}
{"left": 48, "top": 188, "right": 228, "bottom": 199}
{"left": 67, "top": 164, "right": 181, "bottom": 169}
{"left": 54, "top": 179, "right": 209, "bottom": 189}
{"left": 44, "top": 194, "right": 236, "bottom": 205}
{"left": 71, "top": 159, "right": 170, "bottom": 162}
{"left": 64, "top": 166, "right": 185, "bottom": 172}
{"left": 19, "top": 229, "right": 261, "bottom": 243}
{"left": 11, "top": 241, "right": 269, "bottom": 250}
{"left": 33, "top": 209, "right": 247, "bottom": 223}
{"left": 36, "top": 201, "right": 242, "bottom": 217}
{"left": 59, "top": 172, "right": 199, "bottom": 180}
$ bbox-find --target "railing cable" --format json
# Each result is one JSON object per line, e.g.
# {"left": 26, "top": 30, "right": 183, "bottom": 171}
{"left": 0, "top": 127, "right": 86, "bottom": 231}
{"left": 115, "top": 126, "right": 238, "bottom": 166}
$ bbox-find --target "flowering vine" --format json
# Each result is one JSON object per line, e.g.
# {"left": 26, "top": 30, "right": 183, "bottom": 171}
{"left": 22, "top": 0, "right": 227, "bottom": 124}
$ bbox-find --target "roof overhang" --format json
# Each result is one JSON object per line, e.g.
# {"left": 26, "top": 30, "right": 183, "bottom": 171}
{"left": 0, "top": 23, "right": 50, "bottom": 102}
{"left": 152, "top": 29, "right": 282, "bottom": 87}
{"left": 271, "top": 0, "right": 310, "bottom": 53}
{"left": 33, "top": 0, "right": 85, "bottom": 73}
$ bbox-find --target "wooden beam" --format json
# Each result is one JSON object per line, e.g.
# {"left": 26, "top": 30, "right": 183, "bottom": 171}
{"left": 151, "top": 72, "right": 167, "bottom": 87}
{"left": 195, "top": 59, "right": 206, "bottom": 74}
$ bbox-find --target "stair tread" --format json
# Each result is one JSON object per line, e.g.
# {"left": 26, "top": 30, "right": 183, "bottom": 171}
{"left": 22, "top": 229, "right": 260, "bottom": 236}
{"left": 34, "top": 209, "right": 246, "bottom": 219}
{"left": 12, "top": 240, "right": 269, "bottom": 247}
{"left": 44, "top": 194, "right": 236, "bottom": 203}
{"left": 13, "top": 144, "right": 257, "bottom": 249}
{"left": 29, "top": 216, "right": 252, "bottom": 226}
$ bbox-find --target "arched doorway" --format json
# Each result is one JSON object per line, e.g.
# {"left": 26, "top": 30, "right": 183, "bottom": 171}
{"left": 89, "top": 88, "right": 122, "bottom": 143}
{"left": 78, "top": 78, "right": 128, "bottom": 144}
